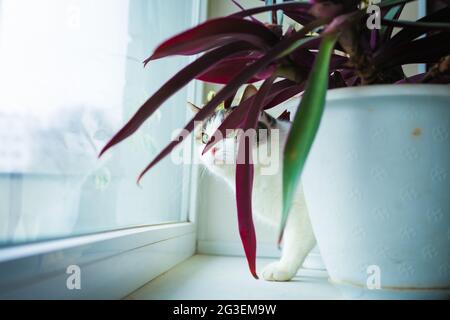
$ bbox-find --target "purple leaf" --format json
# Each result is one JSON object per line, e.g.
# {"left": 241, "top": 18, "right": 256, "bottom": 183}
{"left": 297, "top": 36, "right": 322, "bottom": 50}
{"left": 144, "top": 17, "right": 279, "bottom": 63}
{"left": 263, "top": 83, "right": 305, "bottom": 109}
{"left": 231, "top": 0, "right": 260, "bottom": 24}
{"left": 196, "top": 54, "right": 276, "bottom": 84}
{"left": 309, "top": 1, "right": 344, "bottom": 19}
{"left": 377, "top": 6, "right": 450, "bottom": 56}
{"left": 134, "top": 19, "right": 331, "bottom": 182}
{"left": 290, "top": 48, "right": 347, "bottom": 71}
{"left": 381, "top": 4, "right": 405, "bottom": 44}
{"left": 370, "top": 28, "right": 380, "bottom": 50}
{"left": 290, "top": 48, "right": 316, "bottom": 69}
{"left": 381, "top": 18, "right": 450, "bottom": 31}
{"left": 99, "top": 41, "right": 255, "bottom": 157}
{"left": 323, "top": 11, "right": 363, "bottom": 35}
{"left": 329, "top": 71, "right": 347, "bottom": 88}
{"left": 202, "top": 80, "right": 300, "bottom": 155}
{"left": 278, "top": 110, "right": 291, "bottom": 121}
{"left": 235, "top": 75, "right": 276, "bottom": 279}
{"left": 395, "top": 73, "right": 427, "bottom": 84}
{"left": 230, "top": 2, "right": 312, "bottom": 20}
{"left": 283, "top": 9, "right": 316, "bottom": 25}
{"left": 375, "top": 32, "right": 450, "bottom": 68}
{"left": 224, "top": 91, "right": 238, "bottom": 110}
{"left": 396, "top": 73, "right": 450, "bottom": 84}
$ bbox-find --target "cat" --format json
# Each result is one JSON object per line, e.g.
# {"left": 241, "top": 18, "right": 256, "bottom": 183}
{"left": 190, "top": 85, "right": 316, "bottom": 281}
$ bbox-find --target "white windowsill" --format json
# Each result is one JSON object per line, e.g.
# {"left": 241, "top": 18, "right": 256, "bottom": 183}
{"left": 0, "top": 222, "right": 196, "bottom": 299}
{"left": 126, "top": 255, "right": 343, "bottom": 300}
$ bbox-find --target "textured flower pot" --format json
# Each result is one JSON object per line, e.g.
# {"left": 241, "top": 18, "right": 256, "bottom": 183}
{"left": 302, "top": 85, "right": 450, "bottom": 299}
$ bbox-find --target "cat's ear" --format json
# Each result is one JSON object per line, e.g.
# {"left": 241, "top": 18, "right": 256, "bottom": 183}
{"left": 240, "top": 85, "right": 258, "bottom": 104}
{"left": 260, "top": 111, "right": 277, "bottom": 127}
{"left": 187, "top": 102, "right": 201, "bottom": 114}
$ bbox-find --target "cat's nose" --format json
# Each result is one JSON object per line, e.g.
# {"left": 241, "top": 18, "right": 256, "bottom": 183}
{"left": 211, "top": 147, "right": 218, "bottom": 156}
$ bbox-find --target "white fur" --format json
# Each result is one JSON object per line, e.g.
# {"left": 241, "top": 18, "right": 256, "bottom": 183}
{"left": 197, "top": 114, "right": 316, "bottom": 281}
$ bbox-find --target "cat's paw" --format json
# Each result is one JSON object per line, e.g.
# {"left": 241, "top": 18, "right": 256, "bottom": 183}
{"left": 261, "top": 262, "right": 296, "bottom": 282}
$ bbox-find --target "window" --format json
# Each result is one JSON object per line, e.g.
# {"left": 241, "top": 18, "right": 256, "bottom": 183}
{"left": 0, "top": 0, "right": 199, "bottom": 245}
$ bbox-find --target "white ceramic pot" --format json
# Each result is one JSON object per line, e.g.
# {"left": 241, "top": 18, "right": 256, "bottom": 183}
{"left": 302, "top": 85, "right": 450, "bottom": 299}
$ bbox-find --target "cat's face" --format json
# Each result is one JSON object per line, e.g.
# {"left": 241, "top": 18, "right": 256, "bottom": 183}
{"left": 189, "top": 102, "right": 277, "bottom": 177}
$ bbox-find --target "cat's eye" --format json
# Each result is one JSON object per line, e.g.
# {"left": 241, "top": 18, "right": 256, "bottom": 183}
{"left": 202, "top": 133, "right": 209, "bottom": 144}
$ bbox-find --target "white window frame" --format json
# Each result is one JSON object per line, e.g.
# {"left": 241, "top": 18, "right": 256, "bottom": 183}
{"left": 0, "top": 0, "right": 207, "bottom": 299}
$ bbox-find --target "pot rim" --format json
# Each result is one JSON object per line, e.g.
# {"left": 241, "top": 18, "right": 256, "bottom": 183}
{"left": 325, "top": 84, "right": 450, "bottom": 102}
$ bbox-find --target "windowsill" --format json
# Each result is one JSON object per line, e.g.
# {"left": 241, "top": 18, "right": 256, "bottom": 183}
{"left": 126, "top": 255, "right": 343, "bottom": 300}
{"left": 0, "top": 223, "right": 196, "bottom": 299}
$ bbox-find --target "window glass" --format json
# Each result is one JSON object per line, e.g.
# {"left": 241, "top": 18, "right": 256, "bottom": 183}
{"left": 0, "top": 0, "right": 195, "bottom": 245}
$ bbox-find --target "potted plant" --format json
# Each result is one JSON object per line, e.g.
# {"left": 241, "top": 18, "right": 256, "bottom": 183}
{"left": 99, "top": 0, "right": 450, "bottom": 298}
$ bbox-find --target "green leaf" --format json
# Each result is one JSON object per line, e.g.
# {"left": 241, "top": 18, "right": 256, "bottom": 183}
{"left": 279, "top": 34, "right": 338, "bottom": 243}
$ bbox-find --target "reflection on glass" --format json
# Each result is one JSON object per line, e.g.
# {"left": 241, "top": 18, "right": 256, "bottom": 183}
{"left": 0, "top": 0, "right": 195, "bottom": 245}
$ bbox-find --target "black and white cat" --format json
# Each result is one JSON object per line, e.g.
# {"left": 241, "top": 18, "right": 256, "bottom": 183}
{"left": 190, "top": 85, "right": 316, "bottom": 281}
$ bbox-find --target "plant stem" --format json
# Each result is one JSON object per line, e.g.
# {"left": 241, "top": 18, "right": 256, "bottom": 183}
{"left": 340, "top": 26, "right": 402, "bottom": 85}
